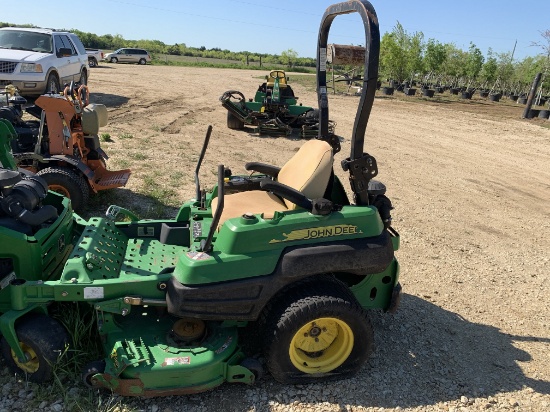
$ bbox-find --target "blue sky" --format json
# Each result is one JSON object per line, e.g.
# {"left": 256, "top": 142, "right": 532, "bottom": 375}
{"left": 3, "top": 0, "right": 549, "bottom": 60}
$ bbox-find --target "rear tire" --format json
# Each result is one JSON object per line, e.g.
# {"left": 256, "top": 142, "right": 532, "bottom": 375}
{"left": 261, "top": 278, "right": 373, "bottom": 384}
{"left": 37, "top": 167, "right": 90, "bottom": 212}
{"left": 138, "top": 58, "right": 147, "bottom": 65}
{"left": 227, "top": 111, "right": 244, "bottom": 130}
{"left": 0, "top": 315, "right": 69, "bottom": 383}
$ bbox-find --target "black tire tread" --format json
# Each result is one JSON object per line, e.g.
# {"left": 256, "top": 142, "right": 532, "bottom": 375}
{"left": 0, "top": 314, "right": 69, "bottom": 383}
{"left": 46, "top": 72, "right": 60, "bottom": 94}
{"left": 260, "top": 275, "right": 373, "bottom": 384}
{"left": 37, "top": 166, "right": 90, "bottom": 212}
{"left": 227, "top": 111, "right": 245, "bottom": 130}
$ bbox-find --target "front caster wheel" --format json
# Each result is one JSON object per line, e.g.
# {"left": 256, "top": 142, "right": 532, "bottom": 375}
{"left": 82, "top": 359, "right": 106, "bottom": 388}
{"left": 240, "top": 357, "right": 264, "bottom": 382}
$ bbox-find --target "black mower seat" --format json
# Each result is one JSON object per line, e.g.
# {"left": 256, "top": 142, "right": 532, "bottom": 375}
{"left": 211, "top": 139, "right": 333, "bottom": 227}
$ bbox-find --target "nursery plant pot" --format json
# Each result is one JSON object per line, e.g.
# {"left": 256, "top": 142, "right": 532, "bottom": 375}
{"left": 509, "top": 94, "right": 519, "bottom": 101}
{"left": 489, "top": 93, "right": 502, "bottom": 102}
{"left": 537, "top": 109, "right": 550, "bottom": 119}
{"left": 460, "top": 91, "right": 473, "bottom": 99}
{"left": 436, "top": 87, "right": 444, "bottom": 93}
{"left": 422, "top": 89, "right": 435, "bottom": 98}
{"left": 382, "top": 86, "right": 394, "bottom": 96}
{"left": 479, "top": 91, "right": 489, "bottom": 98}
{"left": 450, "top": 88, "right": 460, "bottom": 95}
{"left": 526, "top": 109, "right": 540, "bottom": 119}
{"left": 404, "top": 88, "right": 416, "bottom": 96}
{"left": 518, "top": 97, "right": 528, "bottom": 105}
{"left": 536, "top": 98, "right": 547, "bottom": 106}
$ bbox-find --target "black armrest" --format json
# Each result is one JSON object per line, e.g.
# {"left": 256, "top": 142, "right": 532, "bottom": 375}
{"left": 245, "top": 162, "right": 281, "bottom": 178}
{"left": 260, "top": 180, "right": 312, "bottom": 211}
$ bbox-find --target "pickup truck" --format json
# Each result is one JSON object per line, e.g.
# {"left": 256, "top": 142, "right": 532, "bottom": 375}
{"left": 0, "top": 27, "right": 89, "bottom": 96}
{"left": 85, "top": 48, "right": 104, "bottom": 67}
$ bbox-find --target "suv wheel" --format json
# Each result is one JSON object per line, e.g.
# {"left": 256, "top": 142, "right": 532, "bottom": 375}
{"left": 110, "top": 57, "right": 118, "bottom": 63}
{"left": 138, "top": 58, "right": 147, "bottom": 65}
{"left": 46, "top": 73, "right": 60, "bottom": 94}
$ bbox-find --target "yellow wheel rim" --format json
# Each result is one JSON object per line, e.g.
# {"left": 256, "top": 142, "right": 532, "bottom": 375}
{"left": 49, "top": 184, "right": 71, "bottom": 198}
{"left": 289, "top": 317, "right": 354, "bottom": 373}
{"left": 11, "top": 342, "right": 40, "bottom": 373}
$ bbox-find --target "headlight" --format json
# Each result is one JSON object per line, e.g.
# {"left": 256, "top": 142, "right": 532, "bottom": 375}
{"left": 20, "top": 63, "right": 43, "bottom": 73}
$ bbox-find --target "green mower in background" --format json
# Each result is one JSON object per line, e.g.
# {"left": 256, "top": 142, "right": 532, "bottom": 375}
{"left": 220, "top": 69, "right": 335, "bottom": 137}
{"left": 0, "top": 0, "right": 401, "bottom": 397}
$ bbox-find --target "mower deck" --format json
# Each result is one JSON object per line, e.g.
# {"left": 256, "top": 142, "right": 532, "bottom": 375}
{"left": 92, "top": 308, "right": 251, "bottom": 397}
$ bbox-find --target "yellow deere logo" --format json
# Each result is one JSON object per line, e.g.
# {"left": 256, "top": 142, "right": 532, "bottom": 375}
{"left": 269, "top": 224, "right": 361, "bottom": 244}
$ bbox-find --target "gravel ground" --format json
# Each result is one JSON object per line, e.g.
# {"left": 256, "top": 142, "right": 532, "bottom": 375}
{"left": 0, "top": 65, "right": 549, "bottom": 411}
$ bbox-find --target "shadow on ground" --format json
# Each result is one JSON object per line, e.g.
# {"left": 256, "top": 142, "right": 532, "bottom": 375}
{"left": 273, "top": 293, "right": 548, "bottom": 409}
{"left": 81, "top": 187, "right": 179, "bottom": 220}
{"left": 89, "top": 92, "right": 130, "bottom": 108}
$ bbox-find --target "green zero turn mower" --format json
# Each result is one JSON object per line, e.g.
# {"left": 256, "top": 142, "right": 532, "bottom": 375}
{"left": 220, "top": 69, "right": 335, "bottom": 138}
{"left": 0, "top": 0, "right": 401, "bottom": 397}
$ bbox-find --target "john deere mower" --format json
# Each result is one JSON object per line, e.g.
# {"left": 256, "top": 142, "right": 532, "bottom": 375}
{"left": 220, "top": 69, "right": 335, "bottom": 137}
{"left": 0, "top": 0, "right": 400, "bottom": 397}
{"left": 0, "top": 84, "right": 130, "bottom": 212}
{"left": 0, "top": 118, "right": 81, "bottom": 310}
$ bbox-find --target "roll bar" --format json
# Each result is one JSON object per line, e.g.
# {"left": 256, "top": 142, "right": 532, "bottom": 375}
{"left": 316, "top": 0, "right": 380, "bottom": 205}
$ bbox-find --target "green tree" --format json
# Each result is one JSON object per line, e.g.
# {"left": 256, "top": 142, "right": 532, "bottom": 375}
{"left": 280, "top": 48, "right": 298, "bottom": 68}
{"left": 480, "top": 48, "right": 498, "bottom": 85}
{"left": 424, "top": 39, "right": 447, "bottom": 77}
{"left": 495, "top": 52, "right": 515, "bottom": 90}
{"left": 531, "top": 29, "right": 550, "bottom": 70}
{"left": 465, "top": 42, "right": 484, "bottom": 82}
{"left": 442, "top": 44, "right": 467, "bottom": 85}
{"left": 380, "top": 22, "right": 408, "bottom": 82}
{"left": 406, "top": 30, "right": 424, "bottom": 81}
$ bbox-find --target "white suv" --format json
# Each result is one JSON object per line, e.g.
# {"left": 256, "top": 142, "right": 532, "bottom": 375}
{"left": 0, "top": 27, "right": 89, "bottom": 96}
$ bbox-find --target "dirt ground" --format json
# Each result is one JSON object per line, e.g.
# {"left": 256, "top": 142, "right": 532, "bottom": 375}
{"left": 6, "top": 64, "right": 550, "bottom": 412}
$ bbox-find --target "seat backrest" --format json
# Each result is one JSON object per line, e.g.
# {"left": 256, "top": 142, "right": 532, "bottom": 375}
{"left": 81, "top": 103, "right": 108, "bottom": 135}
{"left": 277, "top": 139, "right": 333, "bottom": 209}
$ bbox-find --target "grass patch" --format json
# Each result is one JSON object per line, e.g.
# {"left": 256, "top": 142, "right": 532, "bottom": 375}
{"left": 150, "top": 55, "right": 314, "bottom": 73}
{"left": 142, "top": 174, "right": 177, "bottom": 204}
{"left": 129, "top": 152, "right": 147, "bottom": 161}
{"left": 112, "top": 159, "right": 130, "bottom": 169}
{"left": 119, "top": 133, "right": 134, "bottom": 139}
{"left": 100, "top": 133, "right": 112, "bottom": 142}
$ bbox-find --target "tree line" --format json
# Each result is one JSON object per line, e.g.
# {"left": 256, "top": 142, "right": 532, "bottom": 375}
{"left": 380, "top": 22, "right": 549, "bottom": 95}
{"left": 71, "top": 29, "right": 315, "bottom": 68}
